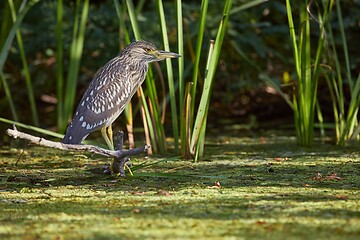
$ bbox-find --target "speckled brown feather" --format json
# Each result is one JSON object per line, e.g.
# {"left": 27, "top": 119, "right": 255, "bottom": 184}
{"left": 62, "top": 40, "right": 179, "bottom": 144}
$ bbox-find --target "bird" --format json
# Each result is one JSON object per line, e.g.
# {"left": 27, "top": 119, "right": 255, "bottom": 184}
{"left": 62, "top": 40, "right": 180, "bottom": 152}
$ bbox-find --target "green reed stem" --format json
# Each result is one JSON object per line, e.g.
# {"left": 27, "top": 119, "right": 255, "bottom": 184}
{"left": 126, "top": 0, "right": 166, "bottom": 153}
{"left": 190, "top": 0, "right": 208, "bottom": 122}
{"left": 63, "top": 0, "right": 89, "bottom": 129}
{"left": 157, "top": 0, "right": 179, "bottom": 152}
{"left": 56, "top": 0, "right": 64, "bottom": 132}
{"left": 8, "top": 0, "right": 39, "bottom": 126}
{"left": 0, "top": 0, "right": 39, "bottom": 124}
{"left": 176, "top": 0, "right": 184, "bottom": 118}
{"left": 191, "top": 0, "right": 233, "bottom": 161}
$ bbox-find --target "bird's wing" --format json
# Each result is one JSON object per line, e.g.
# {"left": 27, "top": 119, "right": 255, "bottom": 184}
{"left": 62, "top": 61, "right": 133, "bottom": 144}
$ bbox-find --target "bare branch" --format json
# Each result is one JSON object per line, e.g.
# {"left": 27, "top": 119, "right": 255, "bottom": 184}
{"left": 6, "top": 128, "right": 149, "bottom": 159}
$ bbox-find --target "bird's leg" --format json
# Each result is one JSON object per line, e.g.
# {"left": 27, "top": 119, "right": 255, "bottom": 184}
{"left": 107, "top": 124, "right": 114, "bottom": 150}
{"left": 105, "top": 124, "right": 118, "bottom": 175}
{"left": 101, "top": 126, "right": 114, "bottom": 150}
{"left": 101, "top": 126, "right": 116, "bottom": 174}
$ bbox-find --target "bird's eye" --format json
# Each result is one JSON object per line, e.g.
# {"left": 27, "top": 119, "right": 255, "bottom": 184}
{"left": 145, "top": 48, "right": 151, "bottom": 53}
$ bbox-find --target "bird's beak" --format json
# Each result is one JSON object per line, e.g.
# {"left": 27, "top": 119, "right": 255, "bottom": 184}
{"left": 155, "top": 50, "right": 181, "bottom": 59}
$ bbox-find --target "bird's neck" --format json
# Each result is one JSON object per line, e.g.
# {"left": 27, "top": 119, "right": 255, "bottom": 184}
{"left": 128, "top": 61, "right": 148, "bottom": 87}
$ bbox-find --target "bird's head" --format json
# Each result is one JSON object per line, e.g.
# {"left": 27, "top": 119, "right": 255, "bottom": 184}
{"left": 121, "top": 40, "right": 181, "bottom": 63}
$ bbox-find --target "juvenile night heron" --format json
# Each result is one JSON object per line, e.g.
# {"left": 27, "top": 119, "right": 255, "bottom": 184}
{"left": 62, "top": 40, "right": 180, "bottom": 151}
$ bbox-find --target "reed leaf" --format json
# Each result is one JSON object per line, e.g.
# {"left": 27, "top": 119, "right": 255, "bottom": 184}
{"left": 114, "top": 0, "right": 135, "bottom": 148}
{"left": 0, "top": 73, "right": 18, "bottom": 122}
{"left": 191, "top": 0, "right": 233, "bottom": 161}
{"left": 176, "top": 0, "right": 184, "bottom": 118}
{"left": 334, "top": 0, "right": 359, "bottom": 143}
{"left": 0, "top": 0, "right": 39, "bottom": 124}
{"left": 180, "top": 82, "right": 193, "bottom": 159}
{"left": 56, "top": 0, "right": 65, "bottom": 132}
{"left": 0, "top": 117, "right": 63, "bottom": 139}
{"left": 229, "top": 0, "right": 268, "bottom": 15}
{"left": 156, "top": 0, "right": 179, "bottom": 152}
{"left": 8, "top": 0, "right": 39, "bottom": 126}
{"left": 0, "top": 0, "right": 39, "bottom": 73}
{"left": 190, "top": 0, "right": 209, "bottom": 121}
{"left": 126, "top": 0, "right": 166, "bottom": 153}
{"left": 63, "top": 0, "right": 89, "bottom": 131}
{"left": 285, "top": 0, "right": 331, "bottom": 146}
{"left": 138, "top": 87, "right": 158, "bottom": 153}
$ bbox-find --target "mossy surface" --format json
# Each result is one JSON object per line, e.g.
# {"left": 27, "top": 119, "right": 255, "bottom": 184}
{"left": 1, "top": 131, "right": 359, "bottom": 240}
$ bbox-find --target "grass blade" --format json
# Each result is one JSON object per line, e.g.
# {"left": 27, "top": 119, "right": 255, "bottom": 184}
{"left": 156, "top": 0, "right": 179, "bottom": 152}
{"left": 191, "top": 0, "right": 233, "bottom": 161}
{"left": 180, "top": 82, "right": 193, "bottom": 159}
{"left": 114, "top": 0, "right": 134, "bottom": 148}
{"left": 192, "top": 40, "right": 214, "bottom": 162}
{"left": 176, "top": 0, "right": 184, "bottom": 118}
{"left": 138, "top": 87, "right": 158, "bottom": 153}
{"left": 0, "top": 117, "right": 63, "bottom": 139}
{"left": 335, "top": 0, "right": 352, "bottom": 91}
{"left": 0, "top": 0, "right": 39, "bottom": 73}
{"left": 190, "top": 0, "right": 209, "bottom": 121}
{"left": 1, "top": 73, "right": 19, "bottom": 122}
{"left": 0, "top": 0, "right": 40, "bottom": 124}
{"left": 259, "top": 74, "right": 293, "bottom": 108}
{"left": 229, "top": 0, "right": 268, "bottom": 15}
{"left": 63, "top": 0, "right": 90, "bottom": 129}
{"left": 56, "top": 0, "right": 65, "bottom": 132}
{"left": 8, "top": 0, "right": 39, "bottom": 126}
{"left": 126, "top": 0, "right": 166, "bottom": 153}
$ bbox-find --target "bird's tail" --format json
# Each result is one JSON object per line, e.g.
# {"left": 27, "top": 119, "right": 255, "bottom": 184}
{"left": 61, "top": 121, "right": 89, "bottom": 144}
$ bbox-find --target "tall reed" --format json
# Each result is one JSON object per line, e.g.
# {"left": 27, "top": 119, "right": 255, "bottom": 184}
{"left": 325, "top": 0, "right": 360, "bottom": 145}
{"left": 125, "top": 0, "right": 167, "bottom": 153}
{"left": 284, "top": 0, "right": 331, "bottom": 146}
{"left": 61, "top": 0, "right": 90, "bottom": 132}
{"left": 264, "top": 0, "right": 359, "bottom": 146}
{"left": 0, "top": 0, "right": 40, "bottom": 124}
{"left": 190, "top": 0, "right": 233, "bottom": 161}
{"left": 56, "top": 0, "right": 65, "bottom": 132}
{"left": 9, "top": 0, "right": 39, "bottom": 126}
{"left": 157, "top": 0, "right": 179, "bottom": 151}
